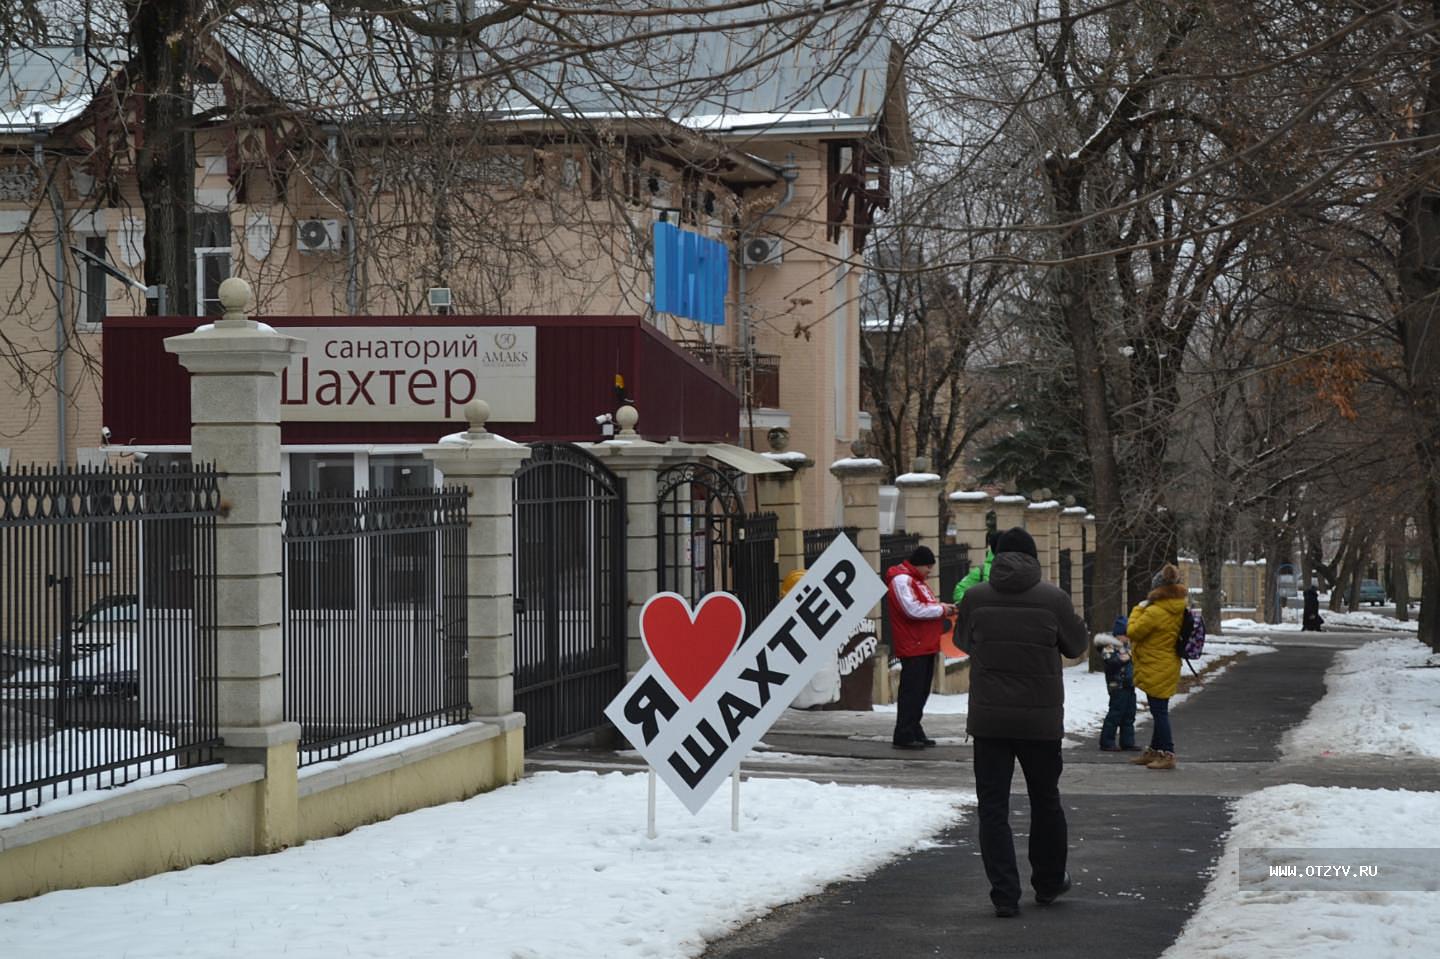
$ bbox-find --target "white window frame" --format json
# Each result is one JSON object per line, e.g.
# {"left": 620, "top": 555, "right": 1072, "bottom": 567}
{"left": 75, "top": 447, "right": 113, "bottom": 572}
{"left": 195, "top": 246, "right": 231, "bottom": 317}
{"left": 77, "top": 234, "right": 109, "bottom": 333}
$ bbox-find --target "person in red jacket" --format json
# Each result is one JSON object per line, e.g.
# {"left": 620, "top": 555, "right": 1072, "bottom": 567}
{"left": 886, "top": 545, "right": 956, "bottom": 750}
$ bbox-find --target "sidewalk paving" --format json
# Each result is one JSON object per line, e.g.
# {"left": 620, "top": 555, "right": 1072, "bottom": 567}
{"left": 677, "top": 633, "right": 1438, "bottom": 958}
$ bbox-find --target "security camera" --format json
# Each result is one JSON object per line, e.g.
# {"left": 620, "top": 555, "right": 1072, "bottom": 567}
{"left": 595, "top": 413, "right": 613, "bottom": 425}
{"left": 131, "top": 451, "right": 148, "bottom": 463}
{"left": 100, "top": 426, "right": 112, "bottom": 443}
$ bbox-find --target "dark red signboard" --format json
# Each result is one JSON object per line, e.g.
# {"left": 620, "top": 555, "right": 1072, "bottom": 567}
{"left": 102, "top": 315, "right": 739, "bottom": 446}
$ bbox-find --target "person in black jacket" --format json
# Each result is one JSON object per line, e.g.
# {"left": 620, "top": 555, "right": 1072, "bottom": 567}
{"left": 1302, "top": 585, "right": 1324, "bottom": 632}
{"left": 955, "top": 526, "right": 1088, "bottom": 918}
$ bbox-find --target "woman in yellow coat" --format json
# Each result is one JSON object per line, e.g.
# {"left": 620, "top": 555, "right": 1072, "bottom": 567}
{"left": 1124, "top": 564, "right": 1187, "bottom": 770}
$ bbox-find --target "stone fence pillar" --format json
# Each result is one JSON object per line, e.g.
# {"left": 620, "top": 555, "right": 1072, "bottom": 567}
{"left": 895, "top": 469, "right": 944, "bottom": 558}
{"left": 831, "top": 456, "right": 887, "bottom": 702}
{"left": 424, "top": 401, "right": 530, "bottom": 741}
{"left": 165, "top": 278, "right": 303, "bottom": 852}
{"left": 992, "top": 494, "right": 1028, "bottom": 534}
{"left": 948, "top": 490, "right": 992, "bottom": 576}
{"left": 758, "top": 449, "right": 812, "bottom": 577}
{"left": 830, "top": 457, "right": 886, "bottom": 574}
{"left": 588, "top": 406, "right": 694, "bottom": 672}
{"left": 1059, "top": 506, "right": 1088, "bottom": 617}
{"left": 1027, "top": 500, "right": 1062, "bottom": 583}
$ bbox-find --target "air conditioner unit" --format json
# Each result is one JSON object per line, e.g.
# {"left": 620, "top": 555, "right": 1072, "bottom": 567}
{"left": 296, "top": 219, "right": 343, "bottom": 253}
{"left": 741, "top": 235, "right": 783, "bottom": 268}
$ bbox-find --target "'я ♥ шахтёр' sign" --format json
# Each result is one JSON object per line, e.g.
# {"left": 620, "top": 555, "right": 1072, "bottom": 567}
{"left": 604, "top": 533, "right": 886, "bottom": 814}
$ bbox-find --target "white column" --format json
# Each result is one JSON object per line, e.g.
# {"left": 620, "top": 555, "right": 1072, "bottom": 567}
{"left": 424, "top": 401, "right": 531, "bottom": 720}
{"left": 164, "top": 277, "right": 304, "bottom": 850}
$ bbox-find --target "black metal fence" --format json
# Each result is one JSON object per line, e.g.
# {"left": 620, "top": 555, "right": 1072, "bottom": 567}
{"left": 879, "top": 531, "right": 921, "bottom": 573}
{"left": 878, "top": 530, "right": 920, "bottom": 651}
{"left": 281, "top": 487, "right": 469, "bottom": 767}
{"left": 734, "top": 513, "right": 780, "bottom": 631}
{"left": 939, "top": 543, "right": 972, "bottom": 602}
{"left": 1, "top": 463, "right": 220, "bottom": 814}
{"left": 1059, "top": 548, "right": 1073, "bottom": 597}
{"left": 657, "top": 462, "right": 780, "bottom": 636}
{"left": 803, "top": 526, "right": 858, "bottom": 569}
{"left": 513, "top": 444, "right": 627, "bottom": 750}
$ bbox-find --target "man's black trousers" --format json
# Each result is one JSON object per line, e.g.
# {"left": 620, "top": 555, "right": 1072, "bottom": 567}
{"left": 892, "top": 654, "right": 935, "bottom": 745}
{"left": 971, "top": 736, "right": 1068, "bottom": 908}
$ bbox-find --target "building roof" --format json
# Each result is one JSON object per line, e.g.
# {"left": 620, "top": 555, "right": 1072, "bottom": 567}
{"left": 1, "top": 2, "right": 909, "bottom": 156}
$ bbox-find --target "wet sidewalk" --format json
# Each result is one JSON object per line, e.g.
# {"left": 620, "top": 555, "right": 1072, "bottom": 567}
{"left": 690, "top": 635, "right": 1429, "bottom": 958}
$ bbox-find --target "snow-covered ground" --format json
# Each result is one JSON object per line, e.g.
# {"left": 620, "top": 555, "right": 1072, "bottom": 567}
{"left": 0, "top": 772, "right": 970, "bottom": 958}
{"left": 1166, "top": 635, "right": 1440, "bottom": 957}
{"left": 873, "top": 639, "right": 1274, "bottom": 743}
{"left": 1166, "top": 785, "right": 1440, "bottom": 958}
{"left": 1224, "top": 608, "right": 1419, "bottom": 633}
{"left": 1283, "top": 636, "right": 1440, "bottom": 759}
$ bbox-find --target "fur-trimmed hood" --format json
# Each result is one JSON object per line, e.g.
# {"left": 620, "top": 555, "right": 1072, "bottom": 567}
{"left": 1145, "top": 583, "right": 1189, "bottom": 604}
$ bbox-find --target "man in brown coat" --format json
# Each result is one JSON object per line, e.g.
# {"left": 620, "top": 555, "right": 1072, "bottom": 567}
{"left": 955, "top": 526, "right": 1088, "bottom": 918}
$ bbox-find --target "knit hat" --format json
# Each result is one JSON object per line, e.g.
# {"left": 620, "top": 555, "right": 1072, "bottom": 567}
{"left": 994, "top": 527, "right": 1037, "bottom": 558}
{"left": 1151, "top": 563, "right": 1181, "bottom": 588}
{"left": 908, "top": 545, "right": 936, "bottom": 566}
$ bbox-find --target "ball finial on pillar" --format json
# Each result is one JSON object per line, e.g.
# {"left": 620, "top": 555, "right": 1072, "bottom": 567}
{"left": 465, "top": 399, "right": 492, "bottom": 436}
{"left": 217, "top": 277, "right": 253, "bottom": 326}
{"left": 615, "top": 404, "right": 639, "bottom": 437}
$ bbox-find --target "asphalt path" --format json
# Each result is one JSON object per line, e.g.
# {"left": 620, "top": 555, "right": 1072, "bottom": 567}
{"left": 528, "top": 630, "right": 1436, "bottom": 958}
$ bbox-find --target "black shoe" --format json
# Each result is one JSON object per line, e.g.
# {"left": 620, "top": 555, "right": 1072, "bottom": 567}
{"left": 921, "top": 737, "right": 938, "bottom": 747}
{"left": 892, "top": 740, "right": 925, "bottom": 750}
{"left": 994, "top": 903, "right": 1020, "bottom": 918}
{"left": 1035, "top": 873, "right": 1072, "bottom": 905}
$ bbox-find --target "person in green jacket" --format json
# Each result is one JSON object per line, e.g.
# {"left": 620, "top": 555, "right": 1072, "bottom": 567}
{"left": 953, "top": 530, "right": 998, "bottom": 603}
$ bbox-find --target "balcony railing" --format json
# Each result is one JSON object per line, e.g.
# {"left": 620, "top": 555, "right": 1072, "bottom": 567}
{"left": 679, "top": 341, "right": 781, "bottom": 408}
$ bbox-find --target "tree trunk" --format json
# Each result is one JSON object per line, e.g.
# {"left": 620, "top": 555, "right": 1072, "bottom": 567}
{"left": 1048, "top": 165, "right": 1126, "bottom": 639}
{"left": 1389, "top": 520, "right": 1411, "bottom": 622}
{"left": 1392, "top": 9, "right": 1440, "bottom": 650}
{"left": 129, "top": 0, "right": 196, "bottom": 316}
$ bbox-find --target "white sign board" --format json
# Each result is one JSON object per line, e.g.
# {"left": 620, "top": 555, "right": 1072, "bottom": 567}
{"left": 605, "top": 534, "right": 886, "bottom": 814}
{"left": 278, "top": 326, "right": 536, "bottom": 422}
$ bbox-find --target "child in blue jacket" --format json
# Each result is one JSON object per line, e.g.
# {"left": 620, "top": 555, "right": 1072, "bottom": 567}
{"left": 1096, "top": 615, "right": 1137, "bottom": 751}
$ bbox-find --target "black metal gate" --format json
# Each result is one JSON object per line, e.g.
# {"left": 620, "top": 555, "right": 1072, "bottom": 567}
{"left": 657, "top": 462, "right": 779, "bottom": 634}
{"left": 1059, "top": 548, "right": 1073, "bottom": 597}
{"left": 513, "top": 444, "right": 627, "bottom": 750}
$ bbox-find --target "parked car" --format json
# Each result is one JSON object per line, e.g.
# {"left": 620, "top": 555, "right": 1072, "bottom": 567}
{"left": 5, "top": 595, "right": 142, "bottom": 700}
{"left": 1357, "top": 580, "right": 1387, "bottom": 606}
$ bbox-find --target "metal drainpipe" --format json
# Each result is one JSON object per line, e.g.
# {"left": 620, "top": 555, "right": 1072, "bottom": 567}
{"left": 35, "top": 131, "right": 69, "bottom": 465}
{"left": 737, "top": 159, "right": 799, "bottom": 454}
{"left": 326, "top": 130, "right": 358, "bottom": 314}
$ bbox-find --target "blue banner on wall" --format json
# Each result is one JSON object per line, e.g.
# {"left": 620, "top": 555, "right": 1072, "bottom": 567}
{"left": 654, "top": 221, "right": 729, "bottom": 325}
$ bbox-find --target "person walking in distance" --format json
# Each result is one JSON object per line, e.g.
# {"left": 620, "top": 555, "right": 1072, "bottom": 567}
{"left": 955, "top": 527, "right": 1088, "bottom": 917}
{"left": 885, "top": 545, "right": 956, "bottom": 750}
{"left": 1125, "top": 563, "right": 1187, "bottom": 770}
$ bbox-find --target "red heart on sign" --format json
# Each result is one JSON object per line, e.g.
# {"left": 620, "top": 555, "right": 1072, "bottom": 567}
{"left": 640, "top": 592, "right": 746, "bottom": 701}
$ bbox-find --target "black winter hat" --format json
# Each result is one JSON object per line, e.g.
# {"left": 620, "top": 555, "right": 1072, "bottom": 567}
{"left": 908, "top": 545, "right": 936, "bottom": 566}
{"left": 994, "top": 527, "right": 1038, "bottom": 558}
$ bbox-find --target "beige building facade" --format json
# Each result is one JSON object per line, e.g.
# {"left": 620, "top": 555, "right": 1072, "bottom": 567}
{"left": 2, "top": 23, "right": 910, "bottom": 521}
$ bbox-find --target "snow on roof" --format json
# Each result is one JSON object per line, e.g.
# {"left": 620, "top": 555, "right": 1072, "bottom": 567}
{"left": 3, "top": 3, "right": 901, "bottom": 139}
